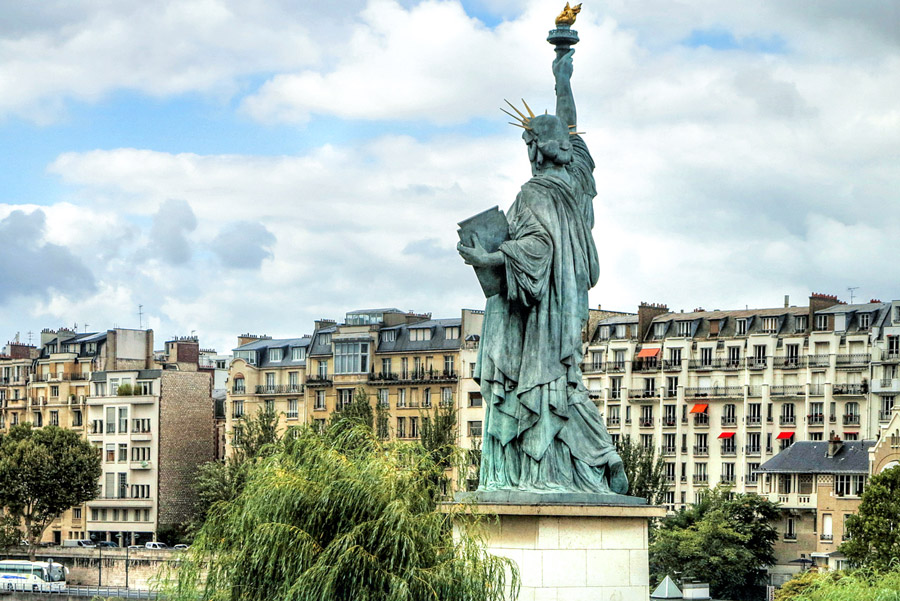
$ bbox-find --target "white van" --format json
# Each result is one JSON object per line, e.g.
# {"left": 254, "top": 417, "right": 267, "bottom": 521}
{"left": 62, "top": 539, "right": 95, "bottom": 548}
{"left": 144, "top": 542, "right": 168, "bottom": 550}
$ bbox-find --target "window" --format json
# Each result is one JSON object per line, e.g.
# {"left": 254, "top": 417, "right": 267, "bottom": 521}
{"left": 727, "top": 346, "right": 741, "bottom": 367}
{"left": 269, "top": 348, "right": 283, "bottom": 362}
{"left": 31, "top": 411, "right": 42, "bottom": 426}
{"left": 610, "top": 377, "right": 622, "bottom": 399}
{"left": 287, "top": 398, "right": 298, "bottom": 419}
{"left": 799, "top": 474, "right": 814, "bottom": 494}
{"left": 736, "top": 319, "right": 748, "bottom": 335}
{"left": 233, "top": 377, "right": 245, "bottom": 393}
{"left": 410, "top": 328, "right": 432, "bottom": 342}
{"left": 315, "top": 390, "right": 326, "bottom": 410}
{"left": 423, "top": 388, "right": 432, "bottom": 408}
{"left": 72, "top": 508, "right": 81, "bottom": 520}
{"left": 444, "top": 355, "right": 455, "bottom": 375}
{"left": 49, "top": 410, "right": 59, "bottom": 426}
{"left": 378, "top": 389, "right": 389, "bottom": 408}
{"left": 700, "top": 347, "right": 712, "bottom": 366}
{"left": 291, "top": 347, "right": 305, "bottom": 361}
{"left": 815, "top": 314, "right": 829, "bottom": 331}
{"left": 445, "top": 326, "right": 460, "bottom": 340}
{"left": 669, "top": 347, "right": 681, "bottom": 364}
{"left": 666, "top": 376, "right": 678, "bottom": 397}
{"left": 785, "top": 517, "right": 796, "bottom": 540}
{"left": 338, "top": 389, "right": 353, "bottom": 409}
{"left": 858, "top": 313, "right": 870, "bottom": 329}
{"left": 289, "top": 372, "right": 300, "bottom": 390}
{"left": 441, "top": 387, "right": 453, "bottom": 406}
{"left": 722, "top": 463, "right": 735, "bottom": 483}
{"left": 409, "top": 417, "right": 419, "bottom": 438}
{"left": 615, "top": 325, "right": 626, "bottom": 339}
{"left": 599, "top": 326, "right": 610, "bottom": 340}
{"left": 397, "top": 389, "right": 407, "bottom": 408}
{"left": 468, "top": 421, "right": 482, "bottom": 437}
{"left": 762, "top": 317, "right": 777, "bottom": 333}
{"left": 334, "top": 342, "right": 369, "bottom": 374}
{"left": 746, "top": 432, "right": 761, "bottom": 453}
{"left": 640, "top": 434, "right": 653, "bottom": 449}
{"left": 317, "top": 360, "right": 328, "bottom": 378}
{"left": 677, "top": 321, "right": 691, "bottom": 337}
{"left": 118, "top": 443, "right": 127, "bottom": 462}
{"left": 106, "top": 444, "right": 115, "bottom": 462}
{"left": 50, "top": 385, "right": 59, "bottom": 398}
{"left": 469, "top": 362, "right": 477, "bottom": 378}
{"left": 381, "top": 329, "right": 396, "bottom": 343}
{"left": 74, "top": 410, "right": 84, "bottom": 427}
{"left": 106, "top": 407, "right": 115, "bottom": 433}
{"left": 265, "top": 372, "right": 275, "bottom": 391}
{"left": 131, "top": 446, "right": 150, "bottom": 462}
{"left": 778, "top": 474, "right": 793, "bottom": 494}
{"left": 469, "top": 392, "right": 482, "bottom": 407}
{"left": 653, "top": 322, "right": 667, "bottom": 339}
{"left": 119, "top": 407, "right": 128, "bottom": 433}
{"left": 319, "top": 333, "right": 331, "bottom": 345}
{"left": 264, "top": 399, "right": 275, "bottom": 412}
{"left": 233, "top": 400, "right": 244, "bottom": 418}
{"left": 795, "top": 315, "right": 808, "bottom": 332}
{"left": 137, "top": 380, "right": 153, "bottom": 395}
{"left": 401, "top": 358, "right": 409, "bottom": 378}
{"left": 381, "top": 358, "right": 392, "bottom": 376}
{"left": 397, "top": 417, "right": 407, "bottom": 438}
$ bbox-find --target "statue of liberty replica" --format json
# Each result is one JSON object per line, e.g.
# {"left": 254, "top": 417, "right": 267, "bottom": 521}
{"left": 458, "top": 3, "right": 629, "bottom": 498}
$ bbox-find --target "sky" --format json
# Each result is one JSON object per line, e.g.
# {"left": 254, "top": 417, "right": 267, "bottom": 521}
{"left": 1, "top": 0, "right": 898, "bottom": 354}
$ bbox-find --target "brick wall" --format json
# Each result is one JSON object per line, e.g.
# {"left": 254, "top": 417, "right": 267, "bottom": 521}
{"left": 157, "top": 370, "right": 214, "bottom": 528}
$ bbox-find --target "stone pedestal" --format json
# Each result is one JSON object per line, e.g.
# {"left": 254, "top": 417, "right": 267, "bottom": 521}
{"left": 451, "top": 502, "right": 665, "bottom": 601}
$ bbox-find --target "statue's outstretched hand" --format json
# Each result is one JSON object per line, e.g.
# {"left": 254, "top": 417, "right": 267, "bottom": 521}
{"left": 552, "top": 48, "right": 574, "bottom": 83}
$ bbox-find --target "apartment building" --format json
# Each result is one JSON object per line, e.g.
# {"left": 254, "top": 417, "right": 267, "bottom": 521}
{"left": 0, "top": 329, "right": 214, "bottom": 545}
{"left": 584, "top": 294, "right": 900, "bottom": 513}
{"left": 224, "top": 308, "right": 485, "bottom": 468}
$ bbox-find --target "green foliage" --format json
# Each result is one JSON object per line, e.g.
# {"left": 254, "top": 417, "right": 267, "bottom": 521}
{"left": 375, "top": 398, "right": 390, "bottom": 441}
{"left": 0, "top": 424, "right": 101, "bottom": 559}
{"left": 232, "top": 406, "right": 281, "bottom": 464}
{"left": 616, "top": 435, "right": 668, "bottom": 504}
{"left": 0, "top": 511, "right": 22, "bottom": 548}
{"left": 650, "top": 485, "right": 779, "bottom": 601}
{"left": 775, "top": 566, "right": 900, "bottom": 601}
{"left": 840, "top": 465, "right": 900, "bottom": 570}
{"left": 116, "top": 383, "right": 134, "bottom": 396}
{"left": 330, "top": 387, "right": 374, "bottom": 432}
{"left": 170, "top": 425, "right": 518, "bottom": 601}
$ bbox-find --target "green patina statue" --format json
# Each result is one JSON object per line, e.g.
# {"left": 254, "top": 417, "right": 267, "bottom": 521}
{"left": 457, "top": 7, "right": 630, "bottom": 500}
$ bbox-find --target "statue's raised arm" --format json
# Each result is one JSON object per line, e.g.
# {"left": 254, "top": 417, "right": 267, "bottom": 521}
{"left": 553, "top": 49, "right": 576, "bottom": 130}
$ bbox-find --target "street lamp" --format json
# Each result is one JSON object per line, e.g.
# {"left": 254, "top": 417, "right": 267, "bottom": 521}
{"left": 89, "top": 533, "right": 101, "bottom": 586}
{"left": 116, "top": 533, "right": 129, "bottom": 589}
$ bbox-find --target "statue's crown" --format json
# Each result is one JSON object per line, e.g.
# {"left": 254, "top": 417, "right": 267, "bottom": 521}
{"left": 500, "top": 99, "right": 583, "bottom": 135}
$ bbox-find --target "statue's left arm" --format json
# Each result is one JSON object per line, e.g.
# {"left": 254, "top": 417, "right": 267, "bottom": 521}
{"left": 553, "top": 49, "right": 576, "bottom": 129}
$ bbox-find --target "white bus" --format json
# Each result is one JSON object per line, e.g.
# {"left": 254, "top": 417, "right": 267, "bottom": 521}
{"left": 0, "top": 560, "right": 67, "bottom": 592}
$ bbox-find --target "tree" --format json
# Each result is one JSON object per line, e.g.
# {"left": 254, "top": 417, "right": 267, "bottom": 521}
{"left": 330, "top": 386, "right": 374, "bottom": 431}
{"left": 0, "top": 511, "right": 22, "bottom": 548}
{"left": 0, "top": 424, "right": 101, "bottom": 559}
{"left": 419, "top": 399, "right": 459, "bottom": 499}
{"left": 169, "top": 425, "right": 518, "bottom": 601}
{"left": 841, "top": 465, "right": 900, "bottom": 569}
{"left": 616, "top": 435, "right": 668, "bottom": 504}
{"left": 650, "top": 485, "right": 779, "bottom": 601}
{"left": 775, "top": 566, "right": 900, "bottom": 601}
{"left": 232, "top": 406, "right": 281, "bottom": 464}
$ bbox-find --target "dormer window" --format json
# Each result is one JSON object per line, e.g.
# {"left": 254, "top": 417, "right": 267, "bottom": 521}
{"left": 381, "top": 330, "right": 397, "bottom": 343}
{"left": 269, "top": 348, "right": 283, "bottom": 362}
{"left": 736, "top": 319, "right": 748, "bottom": 335}
{"left": 795, "top": 316, "right": 808, "bottom": 333}
{"left": 615, "top": 325, "right": 626, "bottom": 339}
{"left": 858, "top": 313, "right": 870, "bottom": 330}
{"left": 762, "top": 317, "right": 777, "bottom": 334}
{"left": 599, "top": 326, "right": 610, "bottom": 340}
{"left": 815, "top": 314, "right": 829, "bottom": 331}
{"left": 410, "top": 328, "right": 432, "bottom": 342}
{"left": 320, "top": 333, "right": 332, "bottom": 345}
{"left": 653, "top": 323, "right": 667, "bottom": 339}
{"left": 677, "top": 321, "right": 691, "bottom": 337}
{"left": 445, "top": 326, "right": 460, "bottom": 340}
{"left": 291, "top": 347, "right": 305, "bottom": 361}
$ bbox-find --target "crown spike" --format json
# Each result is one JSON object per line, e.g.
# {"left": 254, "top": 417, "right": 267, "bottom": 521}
{"left": 521, "top": 98, "right": 535, "bottom": 119}
{"left": 500, "top": 107, "right": 527, "bottom": 123}
{"left": 569, "top": 131, "right": 586, "bottom": 135}
{"left": 568, "top": 124, "right": 577, "bottom": 128}
{"left": 508, "top": 122, "right": 532, "bottom": 130}
{"left": 504, "top": 99, "right": 529, "bottom": 122}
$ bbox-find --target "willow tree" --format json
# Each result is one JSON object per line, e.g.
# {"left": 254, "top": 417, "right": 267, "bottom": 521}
{"left": 170, "top": 425, "right": 518, "bottom": 601}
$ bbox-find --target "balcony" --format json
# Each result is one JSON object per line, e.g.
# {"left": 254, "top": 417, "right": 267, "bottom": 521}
{"left": 720, "top": 445, "right": 737, "bottom": 457}
{"left": 693, "top": 415, "right": 710, "bottom": 427}
{"left": 765, "top": 492, "right": 815, "bottom": 509}
{"left": 684, "top": 386, "right": 742, "bottom": 399}
{"left": 776, "top": 356, "right": 807, "bottom": 369}
{"left": 662, "top": 417, "right": 677, "bottom": 428}
{"left": 628, "top": 389, "right": 658, "bottom": 401}
{"left": 306, "top": 375, "right": 333, "bottom": 387}
{"left": 836, "top": 354, "right": 871, "bottom": 367}
{"left": 885, "top": 350, "right": 900, "bottom": 362}
{"left": 809, "top": 385, "right": 825, "bottom": 396}
{"left": 808, "top": 355, "right": 830, "bottom": 368}
{"left": 693, "top": 445, "right": 709, "bottom": 457}
{"left": 720, "top": 475, "right": 736, "bottom": 484}
{"left": 771, "top": 385, "right": 805, "bottom": 397}
{"left": 779, "top": 415, "right": 797, "bottom": 425}
{"left": 723, "top": 359, "right": 744, "bottom": 371}
{"left": 663, "top": 388, "right": 679, "bottom": 399}
{"left": 784, "top": 532, "right": 797, "bottom": 541}
{"left": 662, "top": 360, "right": 682, "bottom": 372}
{"left": 606, "top": 417, "right": 620, "bottom": 427}
{"left": 129, "top": 461, "right": 152, "bottom": 470}
{"left": 808, "top": 413, "right": 825, "bottom": 425}
{"left": 874, "top": 378, "right": 900, "bottom": 394}
{"left": 254, "top": 384, "right": 304, "bottom": 394}
{"left": 231, "top": 385, "right": 246, "bottom": 394}
{"left": 842, "top": 414, "right": 860, "bottom": 425}
{"left": 833, "top": 383, "right": 866, "bottom": 396}
{"left": 661, "top": 446, "right": 677, "bottom": 457}
{"left": 634, "top": 360, "right": 660, "bottom": 373}
{"left": 689, "top": 359, "right": 725, "bottom": 371}
{"left": 583, "top": 363, "right": 604, "bottom": 375}
{"left": 693, "top": 474, "right": 709, "bottom": 484}
{"left": 746, "top": 415, "right": 762, "bottom": 426}
{"left": 880, "top": 410, "right": 894, "bottom": 423}
{"left": 607, "top": 362, "right": 626, "bottom": 373}
{"left": 721, "top": 416, "right": 737, "bottom": 426}
{"left": 87, "top": 496, "right": 153, "bottom": 509}
{"left": 747, "top": 357, "right": 768, "bottom": 370}
{"left": 639, "top": 417, "right": 654, "bottom": 428}
{"left": 745, "top": 445, "right": 761, "bottom": 456}
{"left": 820, "top": 534, "right": 833, "bottom": 542}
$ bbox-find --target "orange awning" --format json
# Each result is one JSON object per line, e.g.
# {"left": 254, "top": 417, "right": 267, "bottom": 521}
{"left": 776, "top": 431, "right": 794, "bottom": 440}
{"left": 718, "top": 432, "right": 735, "bottom": 439}
{"left": 689, "top": 403, "right": 708, "bottom": 414}
{"left": 636, "top": 348, "right": 660, "bottom": 358}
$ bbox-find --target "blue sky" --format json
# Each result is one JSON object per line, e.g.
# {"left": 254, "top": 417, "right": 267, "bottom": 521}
{"left": 1, "top": 0, "right": 898, "bottom": 353}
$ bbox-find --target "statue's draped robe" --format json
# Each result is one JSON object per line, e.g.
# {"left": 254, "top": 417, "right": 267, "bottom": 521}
{"left": 476, "top": 137, "right": 620, "bottom": 492}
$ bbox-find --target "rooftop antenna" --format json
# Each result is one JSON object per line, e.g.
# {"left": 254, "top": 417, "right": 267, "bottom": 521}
{"left": 847, "top": 287, "right": 859, "bottom": 304}
{"left": 26, "top": 331, "right": 33, "bottom": 345}
{"left": 83, "top": 323, "right": 89, "bottom": 333}
{"left": 138, "top": 304, "right": 144, "bottom": 329}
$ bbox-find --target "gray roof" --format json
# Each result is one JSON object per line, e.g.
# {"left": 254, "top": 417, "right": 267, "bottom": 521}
{"left": 758, "top": 440, "right": 875, "bottom": 474}
{"left": 817, "top": 302, "right": 887, "bottom": 315}
{"left": 232, "top": 337, "right": 309, "bottom": 352}
{"left": 377, "top": 318, "right": 462, "bottom": 353}
{"left": 308, "top": 326, "right": 337, "bottom": 356}
{"left": 597, "top": 315, "right": 638, "bottom": 325}
{"left": 72, "top": 332, "right": 105, "bottom": 343}
{"left": 346, "top": 308, "right": 404, "bottom": 315}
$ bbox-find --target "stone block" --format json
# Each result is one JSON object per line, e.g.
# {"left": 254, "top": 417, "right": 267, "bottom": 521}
{"left": 533, "top": 588, "right": 558, "bottom": 601}
{"left": 586, "top": 548, "right": 630, "bottom": 587}
{"left": 520, "top": 549, "right": 543, "bottom": 588}
{"left": 500, "top": 515, "right": 537, "bottom": 549}
{"left": 600, "top": 518, "right": 645, "bottom": 550}
{"left": 629, "top": 549, "right": 649, "bottom": 587}
{"left": 542, "top": 549, "right": 586, "bottom": 587}
{"left": 558, "top": 516, "right": 603, "bottom": 549}
{"left": 537, "top": 516, "right": 559, "bottom": 549}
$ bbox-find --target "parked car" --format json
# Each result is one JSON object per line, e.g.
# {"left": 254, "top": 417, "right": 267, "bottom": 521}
{"left": 173, "top": 544, "right": 189, "bottom": 550}
{"left": 96, "top": 541, "right": 118, "bottom": 548}
{"left": 62, "top": 539, "right": 96, "bottom": 548}
{"left": 127, "top": 545, "right": 143, "bottom": 550}
{"left": 145, "top": 542, "right": 168, "bottom": 550}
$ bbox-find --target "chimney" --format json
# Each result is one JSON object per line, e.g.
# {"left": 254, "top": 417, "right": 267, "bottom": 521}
{"left": 638, "top": 302, "right": 669, "bottom": 341}
{"left": 827, "top": 434, "right": 844, "bottom": 458}
{"left": 809, "top": 293, "right": 840, "bottom": 329}
{"left": 314, "top": 319, "right": 336, "bottom": 331}
{"left": 785, "top": 295, "right": 790, "bottom": 308}
{"left": 237, "top": 333, "right": 272, "bottom": 347}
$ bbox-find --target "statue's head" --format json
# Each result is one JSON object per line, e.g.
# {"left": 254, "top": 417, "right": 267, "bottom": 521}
{"left": 502, "top": 99, "right": 574, "bottom": 172}
{"left": 522, "top": 113, "right": 573, "bottom": 169}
